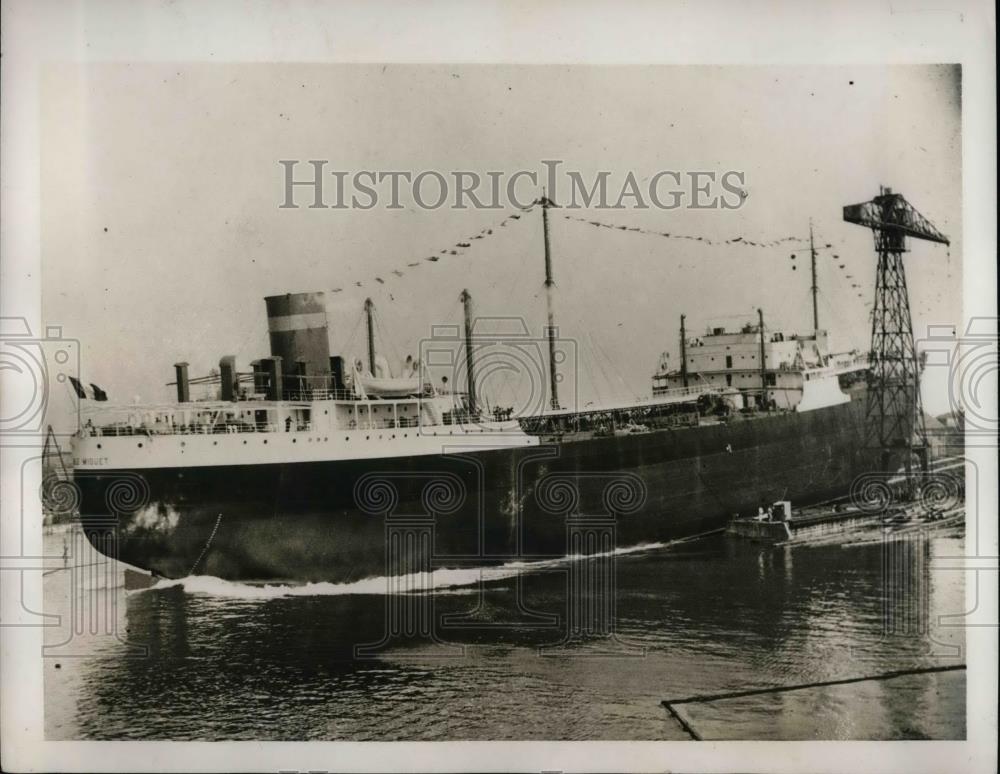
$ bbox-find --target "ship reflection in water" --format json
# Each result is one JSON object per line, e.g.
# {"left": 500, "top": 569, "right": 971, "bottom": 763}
{"left": 44, "top": 525, "right": 965, "bottom": 741}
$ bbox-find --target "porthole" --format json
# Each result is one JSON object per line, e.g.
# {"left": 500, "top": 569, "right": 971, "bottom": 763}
{"left": 292, "top": 438, "right": 297, "bottom": 443}
{"left": 345, "top": 437, "right": 349, "bottom": 441}
{"left": 137, "top": 442, "right": 143, "bottom": 448}
{"left": 213, "top": 441, "right": 218, "bottom": 446}
{"left": 366, "top": 435, "right": 370, "bottom": 440}
{"left": 243, "top": 440, "right": 247, "bottom": 445}
{"left": 263, "top": 439, "right": 268, "bottom": 444}
{"left": 96, "top": 443, "right": 102, "bottom": 449}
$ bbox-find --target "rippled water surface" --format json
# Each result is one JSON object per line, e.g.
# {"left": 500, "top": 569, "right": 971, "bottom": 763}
{"left": 44, "top": 525, "right": 965, "bottom": 740}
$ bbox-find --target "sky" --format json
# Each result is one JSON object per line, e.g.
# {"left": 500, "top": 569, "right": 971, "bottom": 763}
{"left": 41, "top": 63, "right": 962, "bottom": 422}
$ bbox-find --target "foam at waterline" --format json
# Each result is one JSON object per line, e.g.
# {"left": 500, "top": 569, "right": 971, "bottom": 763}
{"left": 140, "top": 541, "right": 672, "bottom": 599}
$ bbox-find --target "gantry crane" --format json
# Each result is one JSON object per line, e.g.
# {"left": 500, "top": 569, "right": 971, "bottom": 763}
{"left": 844, "top": 187, "right": 949, "bottom": 479}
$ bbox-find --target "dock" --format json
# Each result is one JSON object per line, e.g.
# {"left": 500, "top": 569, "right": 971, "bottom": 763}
{"left": 727, "top": 454, "right": 965, "bottom": 544}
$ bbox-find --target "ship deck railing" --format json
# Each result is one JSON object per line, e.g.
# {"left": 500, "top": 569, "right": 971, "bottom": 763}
{"left": 76, "top": 385, "right": 721, "bottom": 440}
{"left": 79, "top": 400, "right": 310, "bottom": 438}
{"left": 540, "top": 384, "right": 717, "bottom": 418}
{"left": 83, "top": 421, "right": 308, "bottom": 437}
{"left": 78, "top": 397, "right": 436, "bottom": 438}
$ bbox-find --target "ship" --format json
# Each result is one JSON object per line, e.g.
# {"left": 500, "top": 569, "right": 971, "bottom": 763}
{"left": 71, "top": 197, "right": 901, "bottom": 584}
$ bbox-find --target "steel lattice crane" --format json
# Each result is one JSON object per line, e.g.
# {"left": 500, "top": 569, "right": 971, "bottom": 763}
{"left": 844, "top": 187, "right": 949, "bottom": 478}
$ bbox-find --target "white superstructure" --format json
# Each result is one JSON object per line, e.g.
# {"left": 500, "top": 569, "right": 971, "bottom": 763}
{"left": 652, "top": 324, "right": 866, "bottom": 411}
{"left": 73, "top": 395, "right": 537, "bottom": 471}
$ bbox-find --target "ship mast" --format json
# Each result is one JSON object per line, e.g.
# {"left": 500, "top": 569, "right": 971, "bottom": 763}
{"left": 460, "top": 288, "right": 477, "bottom": 417}
{"left": 758, "top": 308, "right": 768, "bottom": 409}
{"left": 541, "top": 192, "right": 560, "bottom": 410}
{"left": 679, "top": 314, "right": 688, "bottom": 388}
{"left": 364, "top": 297, "right": 376, "bottom": 375}
{"left": 809, "top": 220, "right": 819, "bottom": 333}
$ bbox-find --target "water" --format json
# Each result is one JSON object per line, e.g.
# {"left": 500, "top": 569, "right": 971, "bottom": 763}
{"left": 43, "top": 523, "right": 965, "bottom": 740}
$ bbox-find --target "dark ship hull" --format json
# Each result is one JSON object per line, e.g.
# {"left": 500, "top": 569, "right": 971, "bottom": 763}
{"left": 76, "top": 386, "right": 876, "bottom": 584}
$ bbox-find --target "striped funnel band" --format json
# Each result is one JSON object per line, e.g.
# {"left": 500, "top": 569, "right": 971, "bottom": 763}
{"left": 267, "top": 312, "right": 328, "bottom": 333}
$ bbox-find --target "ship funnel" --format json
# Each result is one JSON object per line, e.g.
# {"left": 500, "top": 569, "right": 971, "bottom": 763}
{"left": 262, "top": 356, "right": 283, "bottom": 401}
{"left": 330, "top": 356, "right": 346, "bottom": 393}
{"left": 264, "top": 292, "right": 331, "bottom": 397}
{"left": 173, "top": 362, "right": 190, "bottom": 403}
{"left": 219, "top": 355, "right": 237, "bottom": 401}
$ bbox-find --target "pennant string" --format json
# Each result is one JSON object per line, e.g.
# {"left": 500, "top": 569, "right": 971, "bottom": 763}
{"left": 334, "top": 200, "right": 539, "bottom": 297}
{"left": 560, "top": 214, "right": 813, "bottom": 248}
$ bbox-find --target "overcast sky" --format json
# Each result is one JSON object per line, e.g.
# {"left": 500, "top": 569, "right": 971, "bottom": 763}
{"left": 41, "top": 63, "right": 961, "bottom": 419}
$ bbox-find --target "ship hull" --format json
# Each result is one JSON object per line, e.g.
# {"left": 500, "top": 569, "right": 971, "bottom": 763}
{"left": 76, "top": 392, "right": 874, "bottom": 583}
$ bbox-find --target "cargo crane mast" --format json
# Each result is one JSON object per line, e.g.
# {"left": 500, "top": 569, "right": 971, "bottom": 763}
{"left": 540, "top": 192, "right": 561, "bottom": 410}
{"left": 808, "top": 220, "right": 819, "bottom": 333}
{"left": 364, "top": 297, "right": 376, "bottom": 376}
{"left": 843, "top": 187, "right": 949, "bottom": 478}
{"left": 460, "top": 288, "right": 478, "bottom": 417}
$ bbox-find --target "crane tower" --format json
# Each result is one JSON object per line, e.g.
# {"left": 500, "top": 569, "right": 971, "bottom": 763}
{"left": 843, "top": 187, "right": 949, "bottom": 478}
